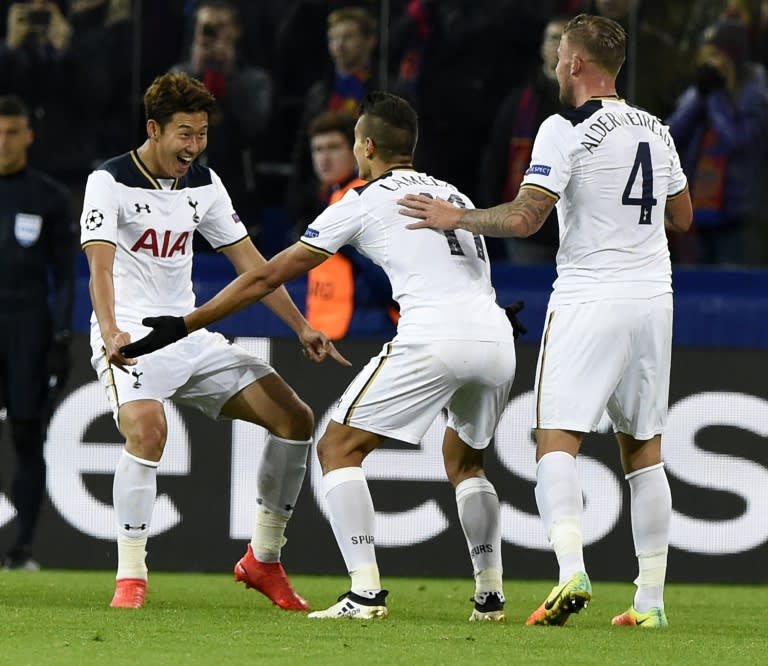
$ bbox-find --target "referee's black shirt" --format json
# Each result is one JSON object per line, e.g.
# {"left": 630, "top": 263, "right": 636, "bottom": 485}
{"left": 0, "top": 167, "right": 76, "bottom": 333}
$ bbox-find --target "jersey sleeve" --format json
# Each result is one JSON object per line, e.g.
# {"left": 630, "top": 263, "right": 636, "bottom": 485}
{"left": 666, "top": 132, "right": 689, "bottom": 198}
{"left": 520, "top": 115, "right": 572, "bottom": 200}
{"left": 80, "top": 170, "right": 119, "bottom": 248}
{"left": 197, "top": 168, "right": 249, "bottom": 250}
{"left": 299, "top": 189, "right": 364, "bottom": 256}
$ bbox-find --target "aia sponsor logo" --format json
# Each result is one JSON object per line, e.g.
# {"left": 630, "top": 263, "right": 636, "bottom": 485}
{"left": 131, "top": 229, "right": 190, "bottom": 257}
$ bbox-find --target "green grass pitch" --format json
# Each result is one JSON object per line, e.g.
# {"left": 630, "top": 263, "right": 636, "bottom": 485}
{"left": 1, "top": 571, "right": 766, "bottom": 665}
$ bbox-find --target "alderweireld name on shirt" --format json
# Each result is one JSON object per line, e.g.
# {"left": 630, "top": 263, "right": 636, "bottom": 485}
{"left": 581, "top": 109, "right": 672, "bottom": 154}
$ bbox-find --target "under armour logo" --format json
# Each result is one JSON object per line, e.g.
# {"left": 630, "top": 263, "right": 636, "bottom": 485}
{"left": 124, "top": 523, "right": 147, "bottom": 531}
{"left": 187, "top": 196, "right": 200, "bottom": 223}
{"left": 134, "top": 203, "right": 152, "bottom": 214}
{"left": 131, "top": 369, "right": 143, "bottom": 389}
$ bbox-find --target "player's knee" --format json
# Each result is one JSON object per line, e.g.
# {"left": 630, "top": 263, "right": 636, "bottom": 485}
{"left": 443, "top": 437, "right": 484, "bottom": 486}
{"left": 316, "top": 433, "right": 352, "bottom": 472}
{"left": 124, "top": 421, "right": 167, "bottom": 460}
{"left": 315, "top": 436, "right": 336, "bottom": 471}
{"left": 444, "top": 459, "right": 484, "bottom": 487}
{"left": 283, "top": 399, "right": 314, "bottom": 441}
{"left": 316, "top": 428, "right": 369, "bottom": 472}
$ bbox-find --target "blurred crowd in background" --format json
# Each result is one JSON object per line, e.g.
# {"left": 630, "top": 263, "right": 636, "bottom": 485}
{"left": 1, "top": 0, "right": 767, "bottom": 265}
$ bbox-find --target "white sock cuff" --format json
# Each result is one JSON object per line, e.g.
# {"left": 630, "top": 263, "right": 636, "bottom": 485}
{"left": 350, "top": 563, "right": 382, "bottom": 594}
{"left": 536, "top": 450, "right": 576, "bottom": 470}
{"left": 625, "top": 461, "right": 664, "bottom": 481}
{"left": 117, "top": 534, "right": 148, "bottom": 546}
{"left": 255, "top": 508, "right": 290, "bottom": 527}
{"left": 455, "top": 476, "right": 497, "bottom": 503}
{"left": 323, "top": 466, "right": 366, "bottom": 495}
{"left": 475, "top": 567, "right": 503, "bottom": 594}
{"left": 268, "top": 434, "right": 312, "bottom": 447}
{"left": 122, "top": 449, "right": 159, "bottom": 468}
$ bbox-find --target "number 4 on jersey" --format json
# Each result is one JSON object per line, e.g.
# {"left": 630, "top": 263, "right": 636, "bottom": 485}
{"left": 622, "top": 142, "right": 657, "bottom": 224}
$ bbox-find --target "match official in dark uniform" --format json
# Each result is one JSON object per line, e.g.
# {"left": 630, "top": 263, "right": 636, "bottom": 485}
{"left": 0, "top": 95, "right": 76, "bottom": 570}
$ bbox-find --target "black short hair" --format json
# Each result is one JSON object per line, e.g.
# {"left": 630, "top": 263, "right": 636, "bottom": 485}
{"left": 358, "top": 91, "right": 418, "bottom": 161}
{"left": 144, "top": 72, "right": 217, "bottom": 128}
{"left": 0, "top": 95, "right": 30, "bottom": 120}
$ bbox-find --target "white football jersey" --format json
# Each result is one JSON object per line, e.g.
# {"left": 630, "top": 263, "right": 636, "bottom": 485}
{"left": 80, "top": 150, "right": 248, "bottom": 325}
{"left": 299, "top": 168, "right": 513, "bottom": 342}
{"left": 521, "top": 98, "right": 688, "bottom": 305}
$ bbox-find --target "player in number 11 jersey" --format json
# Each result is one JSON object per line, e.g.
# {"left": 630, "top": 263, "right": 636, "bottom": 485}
{"left": 122, "top": 90, "right": 519, "bottom": 622}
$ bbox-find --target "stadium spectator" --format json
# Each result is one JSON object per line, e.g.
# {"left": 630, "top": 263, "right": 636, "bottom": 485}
{"left": 400, "top": 13, "right": 693, "bottom": 629}
{"left": 170, "top": 0, "right": 272, "bottom": 250}
{"left": 0, "top": 1, "right": 84, "bottom": 187}
{"left": 286, "top": 6, "right": 378, "bottom": 233}
{"left": 78, "top": 72, "right": 345, "bottom": 610}
{"left": 667, "top": 15, "right": 768, "bottom": 264}
{"left": 120, "top": 91, "right": 521, "bottom": 622}
{"left": 0, "top": 94, "right": 76, "bottom": 570}
{"left": 179, "top": 0, "right": 282, "bottom": 72}
{"left": 304, "top": 110, "right": 397, "bottom": 340}
{"left": 271, "top": 1, "right": 353, "bottom": 121}
{"left": 477, "top": 16, "right": 568, "bottom": 264}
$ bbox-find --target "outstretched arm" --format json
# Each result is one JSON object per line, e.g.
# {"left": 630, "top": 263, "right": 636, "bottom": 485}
{"left": 121, "top": 243, "right": 349, "bottom": 365}
{"left": 221, "top": 239, "right": 318, "bottom": 337}
{"left": 399, "top": 185, "right": 557, "bottom": 237}
{"left": 221, "top": 240, "right": 351, "bottom": 364}
{"left": 188, "top": 242, "right": 322, "bottom": 331}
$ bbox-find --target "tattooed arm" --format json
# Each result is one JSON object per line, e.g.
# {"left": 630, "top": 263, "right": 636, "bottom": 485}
{"left": 664, "top": 185, "right": 693, "bottom": 233}
{"left": 399, "top": 186, "right": 557, "bottom": 237}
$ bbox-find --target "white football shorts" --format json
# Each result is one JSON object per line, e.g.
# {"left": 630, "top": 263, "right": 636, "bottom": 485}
{"left": 90, "top": 324, "right": 273, "bottom": 422}
{"left": 332, "top": 339, "right": 516, "bottom": 448}
{"left": 533, "top": 294, "right": 673, "bottom": 439}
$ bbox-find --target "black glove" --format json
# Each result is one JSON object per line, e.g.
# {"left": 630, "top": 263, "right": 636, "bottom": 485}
{"left": 48, "top": 331, "right": 72, "bottom": 389}
{"left": 120, "top": 316, "right": 189, "bottom": 358}
{"left": 695, "top": 64, "right": 726, "bottom": 96}
{"left": 503, "top": 301, "right": 527, "bottom": 340}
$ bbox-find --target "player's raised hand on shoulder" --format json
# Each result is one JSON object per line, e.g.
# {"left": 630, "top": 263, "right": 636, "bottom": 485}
{"left": 299, "top": 326, "right": 352, "bottom": 367}
{"left": 398, "top": 194, "right": 463, "bottom": 230}
{"left": 104, "top": 330, "right": 137, "bottom": 371}
{"left": 120, "top": 316, "right": 189, "bottom": 359}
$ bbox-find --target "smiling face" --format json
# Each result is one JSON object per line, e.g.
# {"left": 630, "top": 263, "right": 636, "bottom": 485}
{"left": 148, "top": 112, "right": 209, "bottom": 178}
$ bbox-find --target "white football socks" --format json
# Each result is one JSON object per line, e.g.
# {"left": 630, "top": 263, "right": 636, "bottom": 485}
{"left": 250, "top": 435, "right": 311, "bottom": 562}
{"left": 455, "top": 476, "right": 503, "bottom": 595}
{"left": 535, "top": 451, "right": 586, "bottom": 584}
{"left": 626, "top": 462, "right": 671, "bottom": 611}
{"left": 113, "top": 449, "right": 157, "bottom": 580}
{"left": 322, "top": 466, "right": 382, "bottom": 595}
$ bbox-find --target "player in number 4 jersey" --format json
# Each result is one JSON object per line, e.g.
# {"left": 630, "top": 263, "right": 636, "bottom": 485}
{"left": 400, "top": 14, "right": 692, "bottom": 629}
{"left": 122, "top": 90, "right": 520, "bottom": 622}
